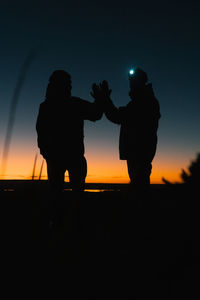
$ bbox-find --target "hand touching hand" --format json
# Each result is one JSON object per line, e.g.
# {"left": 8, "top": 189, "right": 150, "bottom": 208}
{"left": 99, "top": 80, "right": 112, "bottom": 99}
{"left": 90, "top": 83, "right": 102, "bottom": 99}
{"left": 90, "top": 80, "right": 112, "bottom": 105}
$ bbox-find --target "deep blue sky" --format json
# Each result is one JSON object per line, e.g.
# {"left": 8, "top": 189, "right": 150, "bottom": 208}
{"left": 0, "top": 0, "right": 200, "bottom": 181}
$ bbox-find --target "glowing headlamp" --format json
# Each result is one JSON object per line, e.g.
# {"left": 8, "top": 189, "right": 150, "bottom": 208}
{"left": 129, "top": 69, "right": 135, "bottom": 76}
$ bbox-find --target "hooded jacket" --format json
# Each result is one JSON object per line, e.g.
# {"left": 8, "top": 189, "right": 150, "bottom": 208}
{"left": 36, "top": 96, "right": 102, "bottom": 161}
{"left": 104, "top": 84, "right": 161, "bottom": 160}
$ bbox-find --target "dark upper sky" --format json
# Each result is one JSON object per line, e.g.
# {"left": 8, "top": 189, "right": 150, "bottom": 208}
{"left": 0, "top": 0, "right": 200, "bottom": 181}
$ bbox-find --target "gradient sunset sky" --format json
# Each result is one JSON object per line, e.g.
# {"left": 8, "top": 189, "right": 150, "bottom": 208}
{"left": 0, "top": 0, "right": 200, "bottom": 183}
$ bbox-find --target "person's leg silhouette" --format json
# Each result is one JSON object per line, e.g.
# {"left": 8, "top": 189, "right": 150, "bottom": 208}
{"left": 127, "top": 158, "right": 152, "bottom": 186}
{"left": 68, "top": 156, "right": 87, "bottom": 192}
{"left": 47, "top": 160, "right": 65, "bottom": 192}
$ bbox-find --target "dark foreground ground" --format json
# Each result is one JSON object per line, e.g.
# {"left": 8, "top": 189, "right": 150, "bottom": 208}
{"left": 1, "top": 182, "right": 200, "bottom": 297}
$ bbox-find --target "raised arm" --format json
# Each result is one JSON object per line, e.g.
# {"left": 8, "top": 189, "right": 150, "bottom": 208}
{"left": 99, "top": 80, "right": 124, "bottom": 125}
{"left": 76, "top": 83, "right": 103, "bottom": 121}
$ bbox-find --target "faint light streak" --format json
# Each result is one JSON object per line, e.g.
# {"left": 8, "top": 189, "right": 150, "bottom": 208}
{"left": 1, "top": 51, "right": 36, "bottom": 176}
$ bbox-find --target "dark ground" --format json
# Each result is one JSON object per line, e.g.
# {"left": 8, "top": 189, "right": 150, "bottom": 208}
{"left": 1, "top": 182, "right": 200, "bottom": 297}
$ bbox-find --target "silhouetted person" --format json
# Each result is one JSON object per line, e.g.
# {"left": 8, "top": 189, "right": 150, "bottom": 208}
{"left": 96, "top": 68, "right": 161, "bottom": 187}
{"left": 36, "top": 70, "right": 103, "bottom": 193}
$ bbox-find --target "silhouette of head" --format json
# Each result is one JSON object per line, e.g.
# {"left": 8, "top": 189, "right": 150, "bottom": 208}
{"left": 129, "top": 68, "right": 148, "bottom": 87}
{"left": 46, "top": 70, "right": 72, "bottom": 101}
{"left": 129, "top": 68, "right": 148, "bottom": 99}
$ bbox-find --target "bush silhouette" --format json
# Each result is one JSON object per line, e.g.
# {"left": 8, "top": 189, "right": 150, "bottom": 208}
{"left": 181, "top": 153, "right": 200, "bottom": 185}
{"left": 162, "top": 152, "right": 200, "bottom": 185}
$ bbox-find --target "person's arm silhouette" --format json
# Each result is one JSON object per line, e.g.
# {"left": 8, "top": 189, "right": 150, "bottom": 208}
{"left": 97, "top": 80, "right": 125, "bottom": 124}
{"left": 77, "top": 83, "right": 103, "bottom": 121}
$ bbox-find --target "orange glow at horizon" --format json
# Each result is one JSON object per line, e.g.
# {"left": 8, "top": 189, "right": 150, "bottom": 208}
{"left": 0, "top": 147, "right": 188, "bottom": 184}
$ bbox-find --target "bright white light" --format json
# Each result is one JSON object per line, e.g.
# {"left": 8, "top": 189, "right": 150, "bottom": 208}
{"left": 129, "top": 69, "right": 135, "bottom": 75}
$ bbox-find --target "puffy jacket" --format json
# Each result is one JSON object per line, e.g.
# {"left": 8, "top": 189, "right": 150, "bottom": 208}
{"left": 36, "top": 96, "right": 102, "bottom": 161}
{"left": 104, "top": 84, "right": 161, "bottom": 160}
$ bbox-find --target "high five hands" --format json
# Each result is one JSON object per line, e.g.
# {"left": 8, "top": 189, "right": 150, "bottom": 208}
{"left": 91, "top": 80, "right": 112, "bottom": 102}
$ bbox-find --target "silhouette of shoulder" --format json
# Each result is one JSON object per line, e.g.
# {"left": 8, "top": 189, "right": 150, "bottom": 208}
{"left": 125, "top": 84, "right": 161, "bottom": 118}
{"left": 36, "top": 96, "right": 102, "bottom": 125}
{"left": 70, "top": 96, "right": 102, "bottom": 121}
{"left": 104, "top": 83, "right": 160, "bottom": 126}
